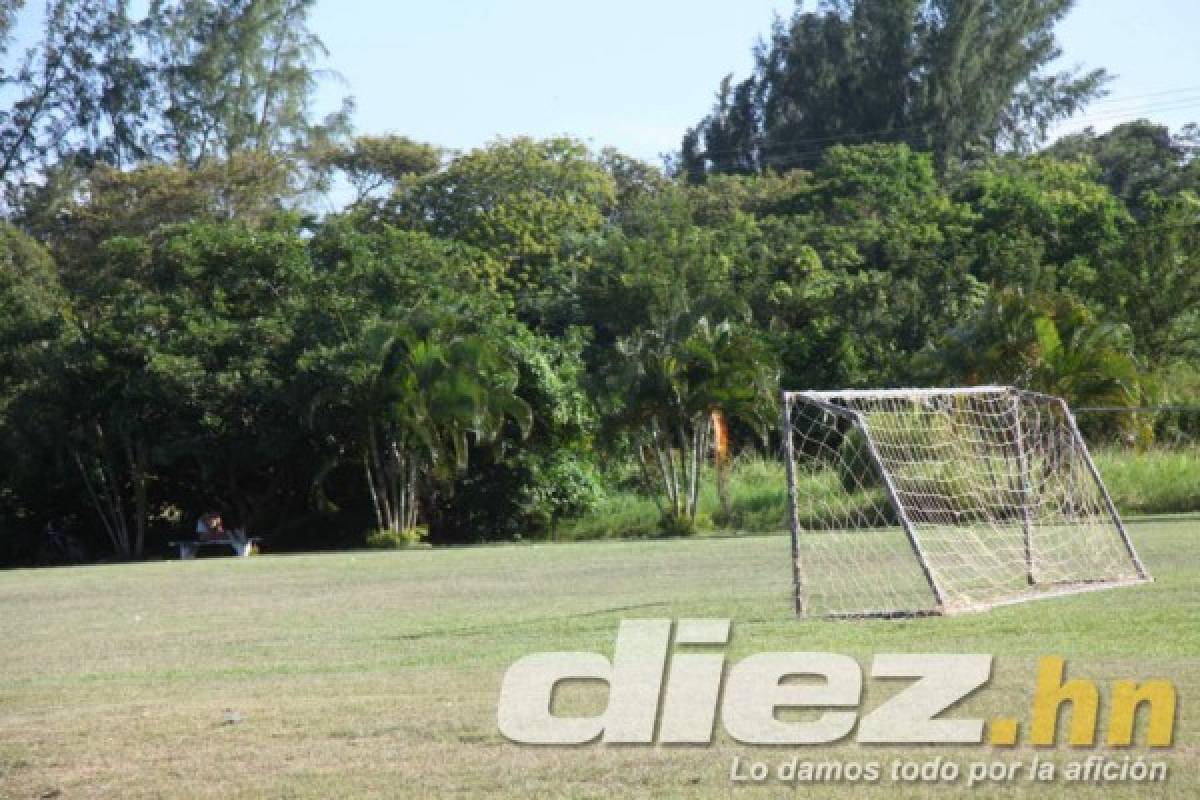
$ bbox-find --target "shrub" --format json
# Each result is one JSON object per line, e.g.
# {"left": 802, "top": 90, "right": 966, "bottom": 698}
{"left": 366, "top": 526, "right": 429, "bottom": 549}
{"left": 656, "top": 512, "right": 699, "bottom": 538}
{"left": 556, "top": 491, "right": 660, "bottom": 540}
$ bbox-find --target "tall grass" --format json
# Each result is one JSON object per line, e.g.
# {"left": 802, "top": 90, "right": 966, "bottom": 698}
{"left": 1094, "top": 447, "right": 1200, "bottom": 515}
{"left": 559, "top": 447, "right": 1200, "bottom": 540}
{"left": 558, "top": 457, "right": 792, "bottom": 540}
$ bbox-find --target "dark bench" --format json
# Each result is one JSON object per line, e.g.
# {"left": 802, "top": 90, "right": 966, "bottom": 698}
{"left": 169, "top": 535, "right": 259, "bottom": 560}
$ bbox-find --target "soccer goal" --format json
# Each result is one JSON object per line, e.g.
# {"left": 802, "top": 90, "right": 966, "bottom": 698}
{"left": 781, "top": 386, "right": 1150, "bottom": 617}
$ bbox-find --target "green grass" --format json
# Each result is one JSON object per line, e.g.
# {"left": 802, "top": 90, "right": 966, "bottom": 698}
{"left": 1095, "top": 448, "right": 1200, "bottom": 515}
{"left": 560, "top": 458, "right": 797, "bottom": 540}
{"left": 562, "top": 448, "right": 1200, "bottom": 540}
{"left": 0, "top": 518, "right": 1197, "bottom": 798}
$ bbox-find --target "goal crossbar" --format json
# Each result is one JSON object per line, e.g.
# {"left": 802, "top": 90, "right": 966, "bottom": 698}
{"left": 798, "top": 385, "right": 1010, "bottom": 400}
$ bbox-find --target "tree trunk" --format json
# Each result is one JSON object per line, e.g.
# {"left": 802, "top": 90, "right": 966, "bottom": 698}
{"left": 635, "top": 439, "right": 665, "bottom": 515}
{"left": 73, "top": 423, "right": 134, "bottom": 559}
{"left": 364, "top": 453, "right": 384, "bottom": 530}
{"left": 405, "top": 459, "right": 419, "bottom": 531}
{"left": 676, "top": 421, "right": 696, "bottom": 520}
{"left": 365, "top": 421, "right": 394, "bottom": 531}
{"left": 649, "top": 420, "right": 677, "bottom": 514}
{"left": 126, "top": 436, "right": 149, "bottom": 559}
{"left": 688, "top": 414, "right": 712, "bottom": 520}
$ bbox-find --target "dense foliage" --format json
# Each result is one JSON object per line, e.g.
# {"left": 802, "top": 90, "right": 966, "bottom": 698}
{"left": 682, "top": 0, "right": 1107, "bottom": 177}
{"left": 0, "top": 1, "right": 1197, "bottom": 563}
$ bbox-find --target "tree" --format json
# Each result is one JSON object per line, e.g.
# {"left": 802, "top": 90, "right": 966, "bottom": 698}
{"left": 682, "top": 0, "right": 1107, "bottom": 178}
{"left": 18, "top": 155, "right": 292, "bottom": 275}
{"left": 433, "top": 324, "right": 600, "bottom": 544}
{"left": 757, "top": 144, "right": 983, "bottom": 387}
{"left": 0, "top": 1, "right": 143, "bottom": 202}
{"left": 682, "top": 74, "right": 761, "bottom": 180}
{"left": 1106, "top": 192, "right": 1200, "bottom": 366}
{"left": 386, "top": 137, "right": 616, "bottom": 329}
{"left": 69, "top": 0, "right": 155, "bottom": 169}
{"left": 356, "top": 318, "right": 532, "bottom": 538}
{"left": 0, "top": 223, "right": 62, "bottom": 393}
{"left": 0, "top": 224, "right": 72, "bottom": 561}
{"left": 143, "top": 0, "right": 350, "bottom": 166}
{"left": 0, "top": 1, "right": 343, "bottom": 210}
{"left": 136, "top": 223, "right": 322, "bottom": 543}
{"left": 9, "top": 221, "right": 320, "bottom": 558}
{"left": 580, "top": 177, "right": 755, "bottom": 355}
{"left": 956, "top": 154, "right": 1128, "bottom": 295}
{"left": 316, "top": 134, "right": 441, "bottom": 206}
{"left": 605, "top": 313, "right": 777, "bottom": 532}
{"left": 923, "top": 287, "right": 1145, "bottom": 414}
{"left": 1049, "top": 120, "right": 1200, "bottom": 217}
{"left": 304, "top": 221, "right": 581, "bottom": 545}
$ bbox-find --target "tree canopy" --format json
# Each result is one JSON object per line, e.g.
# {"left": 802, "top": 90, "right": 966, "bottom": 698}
{"left": 682, "top": 0, "right": 1107, "bottom": 179}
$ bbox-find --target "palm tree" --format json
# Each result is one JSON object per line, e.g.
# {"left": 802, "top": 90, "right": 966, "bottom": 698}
{"left": 1027, "top": 293, "right": 1143, "bottom": 411}
{"left": 360, "top": 319, "right": 532, "bottom": 536}
{"left": 608, "top": 312, "right": 777, "bottom": 532}
{"left": 925, "top": 287, "right": 1148, "bottom": 438}
{"left": 927, "top": 288, "right": 1142, "bottom": 402}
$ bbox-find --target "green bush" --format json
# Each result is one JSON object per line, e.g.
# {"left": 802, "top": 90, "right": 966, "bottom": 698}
{"left": 555, "top": 490, "right": 660, "bottom": 540}
{"left": 430, "top": 327, "right": 601, "bottom": 544}
{"left": 656, "top": 512, "right": 699, "bottom": 538}
{"left": 365, "top": 526, "right": 429, "bottom": 549}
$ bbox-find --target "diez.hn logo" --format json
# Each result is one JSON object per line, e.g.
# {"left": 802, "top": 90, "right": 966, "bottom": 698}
{"left": 496, "top": 619, "right": 1176, "bottom": 748}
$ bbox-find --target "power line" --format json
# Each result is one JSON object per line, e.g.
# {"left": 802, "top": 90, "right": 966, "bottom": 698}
{"left": 1068, "top": 100, "right": 1200, "bottom": 127}
{"left": 1085, "top": 85, "right": 1200, "bottom": 106}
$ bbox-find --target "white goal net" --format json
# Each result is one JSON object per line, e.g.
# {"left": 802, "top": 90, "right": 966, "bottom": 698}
{"left": 781, "top": 386, "right": 1150, "bottom": 617}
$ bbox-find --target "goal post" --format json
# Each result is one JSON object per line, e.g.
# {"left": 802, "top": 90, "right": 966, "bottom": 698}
{"left": 781, "top": 386, "right": 1151, "bottom": 618}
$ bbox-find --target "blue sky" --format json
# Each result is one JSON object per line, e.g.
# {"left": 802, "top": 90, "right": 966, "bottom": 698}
{"left": 311, "top": 0, "right": 1200, "bottom": 162}
{"left": 8, "top": 1, "right": 1200, "bottom": 162}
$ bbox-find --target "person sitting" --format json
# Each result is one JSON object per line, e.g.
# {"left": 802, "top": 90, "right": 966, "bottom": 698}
{"left": 196, "top": 511, "right": 227, "bottom": 541}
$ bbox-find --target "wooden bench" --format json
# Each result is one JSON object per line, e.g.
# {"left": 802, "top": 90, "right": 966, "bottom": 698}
{"left": 169, "top": 535, "right": 260, "bottom": 560}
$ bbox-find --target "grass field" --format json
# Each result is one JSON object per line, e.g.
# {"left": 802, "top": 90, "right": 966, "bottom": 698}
{"left": 1, "top": 517, "right": 1197, "bottom": 798}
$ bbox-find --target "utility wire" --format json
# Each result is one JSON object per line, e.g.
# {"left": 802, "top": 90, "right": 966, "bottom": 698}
{"left": 1084, "top": 85, "right": 1200, "bottom": 105}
